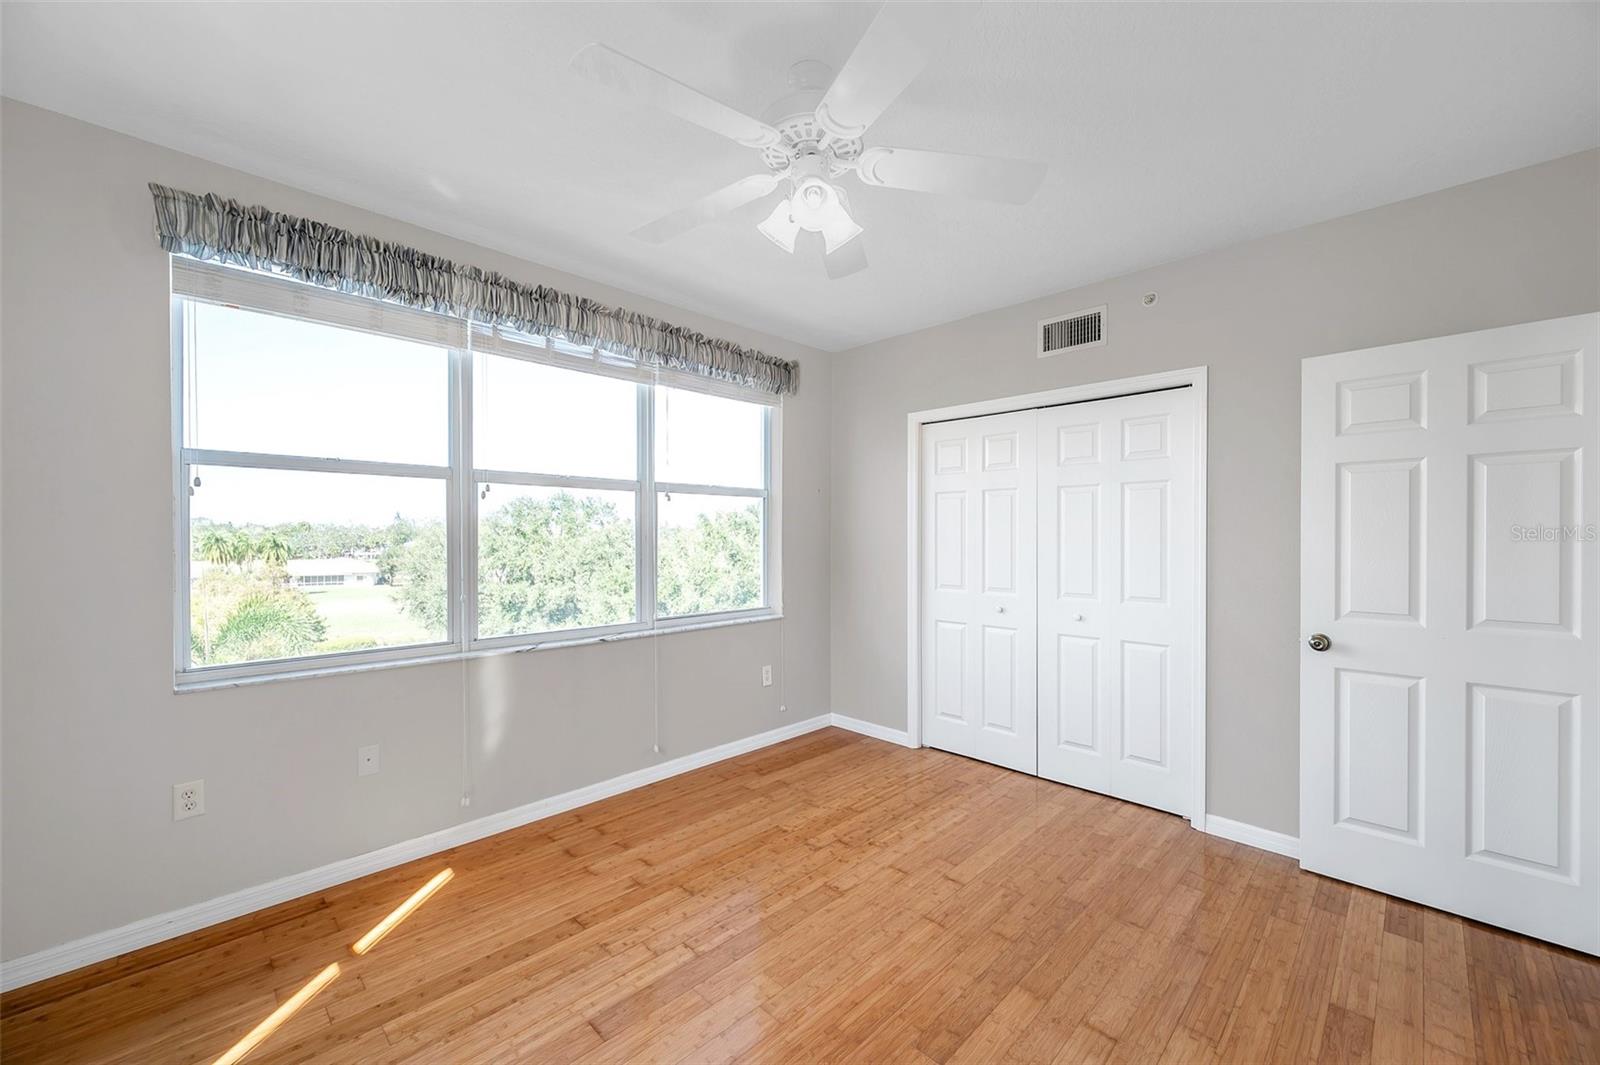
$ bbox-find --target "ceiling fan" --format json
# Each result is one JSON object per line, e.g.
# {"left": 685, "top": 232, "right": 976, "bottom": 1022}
{"left": 572, "top": 4, "right": 1047, "bottom": 279}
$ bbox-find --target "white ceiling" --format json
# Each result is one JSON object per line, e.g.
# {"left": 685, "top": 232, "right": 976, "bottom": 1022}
{"left": 4, "top": 2, "right": 1596, "bottom": 351}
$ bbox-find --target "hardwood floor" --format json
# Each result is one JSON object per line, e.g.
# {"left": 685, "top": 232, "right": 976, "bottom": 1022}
{"left": 3, "top": 728, "right": 1595, "bottom": 1064}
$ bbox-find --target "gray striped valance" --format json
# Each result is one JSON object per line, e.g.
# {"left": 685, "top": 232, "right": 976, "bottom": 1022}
{"left": 148, "top": 184, "right": 797, "bottom": 396}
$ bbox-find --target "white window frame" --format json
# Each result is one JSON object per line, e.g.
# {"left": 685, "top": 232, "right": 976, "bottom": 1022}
{"left": 650, "top": 380, "right": 775, "bottom": 626}
{"left": 171, "top": 260, "right": 781, "bottom": 689}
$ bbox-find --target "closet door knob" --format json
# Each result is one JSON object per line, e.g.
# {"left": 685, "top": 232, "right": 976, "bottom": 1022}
{"left": 1307, "top": 633, "right": 1332, "bottom": 652}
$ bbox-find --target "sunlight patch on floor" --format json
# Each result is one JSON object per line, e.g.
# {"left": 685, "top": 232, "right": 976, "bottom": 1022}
{"left": 212, "top": 961, "right": 340, "bottom": 1065}
{"left": 351, "top": 867, "right": 455, "bottom": 956}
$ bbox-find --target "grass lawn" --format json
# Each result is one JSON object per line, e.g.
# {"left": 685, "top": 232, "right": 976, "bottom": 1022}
{"left": 306, "top": 586, "right": 437, "bottom": 648}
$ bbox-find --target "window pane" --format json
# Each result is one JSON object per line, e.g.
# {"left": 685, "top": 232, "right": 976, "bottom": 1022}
{"left": 188, "top": 466, "right": 447, "bottom": 667}
{"left": 477, "top": 485, "right": 637, "bottom": 638}
{"left": 187, "top": 302, "right": 448, "bottom": 465}
{"left": 655, "top": 387, "right": 765, "bottom": 489}
{"left": 656, "top": 493, "right": 763, "bottom": 617}
{"left": 474, "top": 355, "right": 637, "bottom": 478}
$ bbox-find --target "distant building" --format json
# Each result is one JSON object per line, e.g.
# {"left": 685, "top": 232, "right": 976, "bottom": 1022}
{"left": 188, "top": 557, "right": 381, "bottom": 587}
{"left": 286, "top": 558, "right": 380, "bottom": 588}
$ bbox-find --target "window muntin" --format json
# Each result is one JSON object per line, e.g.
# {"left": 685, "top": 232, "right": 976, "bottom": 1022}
{"left": 174, "top": 267, "right": 777, "bottom": 683}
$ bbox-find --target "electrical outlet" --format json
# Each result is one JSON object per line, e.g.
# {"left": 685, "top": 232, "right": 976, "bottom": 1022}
{"left": 358, "top": 744, "right": 380, "bottom": 777}
{"left": 173, "top": 780, "right": 205, "bottom": 821}
{"left": 762, "top": 664, "right": 773, "bottom": 687}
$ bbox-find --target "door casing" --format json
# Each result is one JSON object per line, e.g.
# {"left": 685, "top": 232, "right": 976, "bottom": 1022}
{"left": 905, "top": 366, "right": 1209, "bottom": 825}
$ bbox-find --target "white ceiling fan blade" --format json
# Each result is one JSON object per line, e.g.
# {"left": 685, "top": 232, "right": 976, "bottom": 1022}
{"left": 824, "top": 237, "right": 868, "bottom": 280}
{"left": 632, "top": 174, "right": 782, "bottom": 244}
{"left": 572, "top": 44, "right": 780, "bottom": 149}
{"left": 855, "top": 146, "right": 1047, "bottom": 204}
{"left": 814, "top": 3, "right": 970, "bottom": 139}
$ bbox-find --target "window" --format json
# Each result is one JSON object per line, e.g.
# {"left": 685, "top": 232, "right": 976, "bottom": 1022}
{"left": 182, "top": 308, "right": 452, "bottom": 670}
{"left": 473, "top": 353, "right": 640, "bottom": 640}
{"left": 655, "top": 387, "right": 767, "bottom": 617}
{"left": 173, "top": 262, "right": 777, "bottom": 683}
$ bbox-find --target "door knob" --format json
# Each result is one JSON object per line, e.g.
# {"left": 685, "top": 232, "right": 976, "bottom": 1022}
{"left": 1073, "top": 613, "right": 1085, "bottom": 622}
{"left": 1306, "top": 633, "right": 1332, "bottom": 652}
{"left": 996, "top": 606, "right": 1006, "bottom": 614}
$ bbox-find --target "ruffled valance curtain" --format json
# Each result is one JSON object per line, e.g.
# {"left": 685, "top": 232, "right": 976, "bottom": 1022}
{"left": 148, "top": 183, "right": 798, "bottom": 396}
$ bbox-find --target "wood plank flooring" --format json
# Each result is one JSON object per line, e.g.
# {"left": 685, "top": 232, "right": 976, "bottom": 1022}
{"left": 3, "top": 728, "right": 1596, "bottom": 1064}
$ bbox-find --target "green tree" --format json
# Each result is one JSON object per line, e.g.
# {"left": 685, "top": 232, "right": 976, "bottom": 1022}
{"left": 386, "top": 512, "right": 417, "bottom": 547}
{"left": 197, "top": 527, "right": 233, "bottom": 567}
{"left": 657, "top": 503, "right": 762, "bottom": 617}
{"left": 229, "top": 531, "right": 255, "bottom": 569}
{"left": 193, "top": 495, "right": 766, "bottom": 653}
{"left": 478, "top": 493, "right": 635, "bottom": 635}
{"left": 377, "top": 512, "right": 417, "bottom": 586}
{"left": 190, "top": 568, "right": 327, "bottom": 665}
{"left": 391, "top": 494, "right": 761, "bottom": 635}
{"left": 394, "top": 493, "right": 637, "bottom": 636}
{"left": 279, "top": 521, "right": 377, "bottom": 560}
{"left": 257, "top": 533, "right": 291, "bottom": 568}
{"left": 394, "top": 523, "right": 448, "bottom": 631}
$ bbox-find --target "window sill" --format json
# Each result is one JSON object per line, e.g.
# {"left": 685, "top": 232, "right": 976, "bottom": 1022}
{"left": 173, "top": 610, "right": 784, "bottom": 693}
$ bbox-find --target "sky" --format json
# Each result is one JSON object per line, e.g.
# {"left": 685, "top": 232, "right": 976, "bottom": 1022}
{"left": 186, "top": 302, "right": 765, "bottom": 530}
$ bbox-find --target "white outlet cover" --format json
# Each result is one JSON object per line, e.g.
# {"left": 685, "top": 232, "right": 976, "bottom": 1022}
{"left": 762, "top": 665, "right": 773, "bottom": 687}
{"left": 173, "top": 779, "right": 205, "bottom": 821}
{"left": 358, "top": 744, "right": 380, "bottom": 777}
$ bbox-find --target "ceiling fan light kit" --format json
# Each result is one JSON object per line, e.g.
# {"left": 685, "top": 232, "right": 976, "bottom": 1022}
{"left": 818, "top": 203, "right": 863, "bottom": 254}
{"left": 757, "top": 198, "right": 799, "bottom": 252}
{"left": 573, "top": 2, "right": 1047, "bottom": 279}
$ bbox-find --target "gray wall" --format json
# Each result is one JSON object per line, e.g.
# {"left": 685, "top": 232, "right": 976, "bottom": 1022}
{"left": 829, "top": 149, "right": 1600, "bottom": 836}
{"left": 0, "top": 101, "right": 832, "bottom": 961}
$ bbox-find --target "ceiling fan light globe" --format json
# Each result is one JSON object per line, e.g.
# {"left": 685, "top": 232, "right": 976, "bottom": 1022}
{"left": 819, "top": 201, "right": 864, "bottom": 254}
{"left": 757, "top": 197, "right": 799, "bottom": 253}
{"left": 790, "top": 177, "right": 836, "bottom": 230}
{"left": 820, "top": 218, "right": 864, "bottom": 254}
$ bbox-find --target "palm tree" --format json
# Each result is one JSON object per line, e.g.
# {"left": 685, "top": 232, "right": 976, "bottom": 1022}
{"left": 193, "top": 527, "right": 237, "bottom": 659}
{"left": 257, "top": 533, "right": 291, "bottom": 567}
{"left": 197, "top": 528, "right": 233, "bottom": 568}
{"left": 229, "top": 531, "right": 255, "bottom": 570}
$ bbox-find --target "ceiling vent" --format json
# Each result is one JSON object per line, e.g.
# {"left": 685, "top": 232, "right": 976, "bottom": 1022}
{"left": 1038, "top": 305, "right": 1105, "bottom": 358}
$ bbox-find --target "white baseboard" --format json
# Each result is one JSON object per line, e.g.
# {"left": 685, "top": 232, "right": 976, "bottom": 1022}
{"left": 829, "top": 712, "right": 915, "bottom": 747}
{"left": 0, "top": 714, "right": 832, "bottom": 993}
{"left": 1204, "top": 815, "right": 1300, "bottom": 859}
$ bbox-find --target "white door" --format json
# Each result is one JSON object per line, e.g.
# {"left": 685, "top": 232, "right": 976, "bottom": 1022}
{"left": 1301, "top": 314, "right": 1599, "bottom": 954}
{"left": 1037, "top": 389, "right": 1197, "bottom": 817}
{"left": 920, "top": 410, "right": 1038, "bottom": 774}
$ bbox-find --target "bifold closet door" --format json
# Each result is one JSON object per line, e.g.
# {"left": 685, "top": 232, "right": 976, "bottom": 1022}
{"left": 920, "top": 410, "right": 1038, "bottom": 774}
{"left": 1036, "top": 389, "right": 1197, "bottom": 817}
